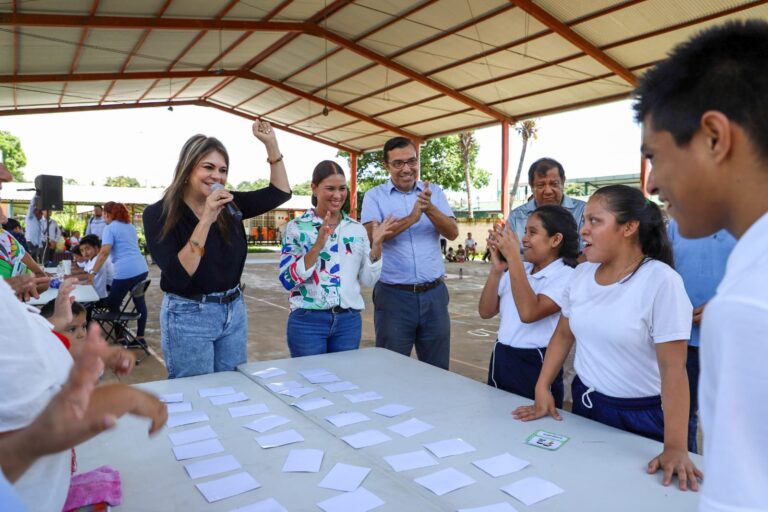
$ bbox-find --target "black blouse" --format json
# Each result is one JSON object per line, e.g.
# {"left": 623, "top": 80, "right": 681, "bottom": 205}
{"left": 143, "top": 184, "right": 291, "bottom": 296}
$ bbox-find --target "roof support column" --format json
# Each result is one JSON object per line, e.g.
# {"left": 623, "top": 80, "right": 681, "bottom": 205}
{"left": 501, "top": 121, "right": 511, "bottom": 218}
{"left": 349, "top": 153, "right": 358, "bottom": 219}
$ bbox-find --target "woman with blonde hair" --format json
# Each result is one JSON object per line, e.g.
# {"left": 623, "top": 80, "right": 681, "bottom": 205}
{"left": 143, "top": 119, "right": 291, "bottom": 378}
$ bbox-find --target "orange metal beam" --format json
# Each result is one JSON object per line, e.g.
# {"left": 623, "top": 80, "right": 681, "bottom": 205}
{"left": 507, "top": 0, "right": 637, "bottom": 86}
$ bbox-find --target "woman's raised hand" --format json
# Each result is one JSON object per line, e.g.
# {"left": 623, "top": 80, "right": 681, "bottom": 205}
{"left": 252, "top": 118, "right": 277, "bottom": 146}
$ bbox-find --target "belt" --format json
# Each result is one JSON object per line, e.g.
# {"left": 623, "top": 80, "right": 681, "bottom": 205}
{"left": 184, "top": 287, "right": 242, "bottom": 304}
{"left": 382, "top": 278, "right": 443, "bottom": 293}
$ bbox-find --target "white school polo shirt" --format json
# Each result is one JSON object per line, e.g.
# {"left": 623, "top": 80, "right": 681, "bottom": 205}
{"left": 562, "top": 260, "right": 692, "bottom": 398}
{"left": 497, "top": 258, "right": 573, "bottom": 348}
{"left": 0, "top": 279, "right": 73, "bottom": 511}
{"left": 699, "top": 212, "right": 768, "bottom": 512}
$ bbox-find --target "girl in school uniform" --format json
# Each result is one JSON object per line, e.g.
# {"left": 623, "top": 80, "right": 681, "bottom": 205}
{"left": 479, "top": 204, "right": 579, "bottom": 406}
{"left": 513, "top": 185, "right": 701, "bottom": 491}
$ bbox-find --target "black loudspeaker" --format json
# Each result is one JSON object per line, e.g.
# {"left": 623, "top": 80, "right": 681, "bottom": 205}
{"left": 34, "top": 175, "right": 63, "bottom": 211}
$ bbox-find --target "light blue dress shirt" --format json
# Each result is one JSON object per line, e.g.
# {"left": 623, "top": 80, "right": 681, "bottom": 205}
{"left": 361, "top": 179, "right": 454, "bottom": 284}
{"left": 668, "top": 219, "right": 736, "bottom": 347}
{"left": 101, "top": 221, "right": 149, "bottom": 279}
{"left": 24, "top": 200, "right": 42, "bottom": 247}
{"left": 507, "top": 195, "right": 586, "bottom": 250}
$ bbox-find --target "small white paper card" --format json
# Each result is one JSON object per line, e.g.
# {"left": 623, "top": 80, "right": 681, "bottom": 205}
{"left": 372, "top": 403, "right": 413, "bottom": 417}
{"left": 325, "top": 411, "right": 370, "bottom": 428}
{"left": 251, "top": 367, "right": 287, "bottom": 379}
{"left": 317, "top": 487, "right": 384, "bottom": 512}
{"left": 167, "top": 410, "right": 209, "bottom": 429}
{"left": 159, "top": 392, "right": 183, "bottom": 403}
{"left": 185, "top": 454, "right": 241, "bottom": 479}
{"left": 256, "top": 429, "right": 304, "bottom": 448}
{"left": 210, "top": 392, "right": 249, "bottom": 406}
{"left": 266, "top": 380, "right": 302, "bottom": 393}
{"left": 341, "top": 429, "right": 392, "bottom": 449}
{"left": 230, "top": 497, "right": 289, "bottom": 512}
{"left": 167, "top": 401, "right": 193, "bottom": 414}
{"left": 282, "top": 448, "right": 324, "bottom": 473}
{"left": 458, "top": 503, "right": 519, "bottom": 512}
{"left": 279, "top": 386, "right": 316, "bottom": 399}
{"left": 299, "top": 368, "right": 332, "bottom": 379}
{"left": 172, "top": 438, "right": 225, "bottom": 461}
{"left": 243, "top": 415, "right": 290, "bottom": 433}
{"left": 229, "top": 403, "right": 269, "bottom": 418}
{"left": 383, "top": 450, "right": 439, "bottom": 472}
{"left": 387, "top": 418, "right": 433, "bottom": 438}
{"left": 306, "top": 373, "right": 341, "bottom": 384}
{"left": 292, "top": 397, "right": 334, "bottom": 411}
{"left": 344, "top": 391, "right": 383, "bottom": 403}
{"left": 318, "top": 463, "right": 371, "bottom": 492}
{"left": 321, "top": 381, "right": 359, "bottom": 393}
{"left": 414, "top": 467, "right": 476, "bottom": 496}
{"left": 168, "top": 425, "right": 218, "bottom": 446}
{"left": 198, "top": 386, "right": 236, "bottom": 398}
{"left": 472, "top": 453, "right": 530, "bottom": 477}
{"left": 423, "top": 438, "right": 476, "bottom": 458}
{"left": 195, "top": 472, "right": 260, "bottom": 503}
{"left": 501, "top": 477, "right": 564, "bottom": 506}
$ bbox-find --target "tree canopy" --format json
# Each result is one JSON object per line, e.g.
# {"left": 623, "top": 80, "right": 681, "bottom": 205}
{"left": 104, "top": 176, "right": 141, "bottom": 187}
{"left": 0, "top": 131, "right": 28, "bottom": 181}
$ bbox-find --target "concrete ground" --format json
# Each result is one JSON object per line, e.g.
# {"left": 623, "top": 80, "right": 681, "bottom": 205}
{"left": 104, "top": 254, "right": 500, "bottom": 387}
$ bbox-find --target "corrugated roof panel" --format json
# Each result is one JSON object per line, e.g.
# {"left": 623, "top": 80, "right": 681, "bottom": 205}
{"left": 0, "top": 29, "right": 13, "bottom": 75}
{"left": 324, "top": 65, "right": 409, "bottom": 101}
{"left": 292, "top": 110, "right": 358, "bottom": 132}
{"left": 225, "top": 1, "right": 285, "bottom": 20}
{"left": 126, "top": 30, "right": 204, "bottom": 72}
{"left": 273, "top": 0, "right": 331, "bottom": 22}
{"left": 342, "top": 133, "right": 395, "bottom": 150}
{"left": 164, "top": 0, "right": 235, "bottom": 19}
{"left": 267, "top": 98, "right": 322, "bottom": 125}
{"left": 496, "top": 78, "right": 630, "bottom": 118}
{"left": 63, "top": 80, "right": 112, "bottom": 102}
{"left": 172, "top": 30, "right": 253, "bottom": 70}
{"left": 0, "top": 86, "right": 14, "bottom": 109}
{"left": 317, "top": 120, "right": 376, "bottom": 140}
{"left": 16, "top": 0, "right": 92, "bottom": 14}
{"left": 172, "top": 77, "right": 233, "bottom": 99}
{"left": 209, "top": 78, "right": 270, "bottom": 106}
{"left": 99, "top": 79, "right": 156, "bottom": 101}
{"left": 14, "top": 83, "right": 65, "bottom": 107}
{"left": 326, "top": 2, "right": 394, "bottom": 40}
{"left": 410, "top": 0, "right": 509, "bottom": 30}
{"left": 98, "top": 0, "right": 169, "bottom": 17}
{"left": 74, "top": 29, "right": 145, "bottom": 73}
{"left": 257, "top": 35, "right": 339, "bottom": 83}
{"left": 537, "top": 0, "right": 624, "bottom": 22}
{"left": 344, "top": 81, "right": 440, "bottom": 115}
{"left": 288, "top": 49, "right": 372, "bottom": 92}
{"left": 224, "top": 32, "right": 290, "bottom": 70}
{"left": 403, "top": 111, "right": 494, "bottom": 135}
{"left": 238, "top": 87, "right": 297, "bottom": 113}
{"left": 360, "top": 17, "right": 442, "bottom": 56}
{"left": 18, "top": 28, "right": 80, "bottom": 74}
{"left": 377, "top": 96, "right": 470, "bottom": 126}
{"left": 141, "top": 77, "right": 204, "bottom": 101}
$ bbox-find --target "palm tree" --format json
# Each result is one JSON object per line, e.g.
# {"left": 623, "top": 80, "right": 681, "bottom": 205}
{"left": 459, "top": 131, "right": 477, "bottom": 218}
{"left": 511, "top": 119, "right": 538, "bottom": 204}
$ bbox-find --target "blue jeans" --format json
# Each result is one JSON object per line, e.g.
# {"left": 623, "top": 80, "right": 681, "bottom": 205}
{"left": 107, "top": 271, "right": 148, "bottom": 337}
{"left": 372, "top": 281, "right": 451, "bottom": 369}
{"left": 160, "top": 289, "right": 247, "bottom": 379}
{"left": 286, "top": 309, "right": 362, "bottom": 357}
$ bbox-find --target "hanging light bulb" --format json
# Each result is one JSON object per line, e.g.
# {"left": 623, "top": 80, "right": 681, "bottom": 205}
{"left": 322, "top": 105, "right": 329, "bottom": 116}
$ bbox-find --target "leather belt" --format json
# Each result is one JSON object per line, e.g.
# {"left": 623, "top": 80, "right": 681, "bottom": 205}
{"left": 382, "top": 278, "right": 443, "bottom": 293}
{"left": 184, "top": 287, "right": 242, "bottom": 304}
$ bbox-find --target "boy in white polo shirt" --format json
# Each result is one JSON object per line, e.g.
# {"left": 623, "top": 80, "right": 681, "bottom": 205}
{"left": 637, "top": 20, "right": 768, "bottom": 512}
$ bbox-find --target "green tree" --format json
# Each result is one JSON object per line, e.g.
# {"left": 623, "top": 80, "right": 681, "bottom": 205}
{"left": 511, "top": 119, "right": 538, "bottom": 200}
{"left": 0, "top": 130, "right": 28, "bottom": 181}
{"left": 565, "top": 182, "right": 587, "bottom": 197}
{"left": 104, "top": 176, "right": 141, "bottom": 187}
{"left": 235, "top": 178, "right": 270, "bottom": 191}
{"left": 64, "top": 178, "right": 78, "bottom": 185}
{"left": 292, "top": 181, "right": 313, "bottom": 196}
{"left": 459, "top": 131, "right": 478, "bottom": 218}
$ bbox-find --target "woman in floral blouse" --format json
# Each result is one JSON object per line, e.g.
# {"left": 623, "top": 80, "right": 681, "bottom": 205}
{"left": 279, "top": 161, "right": 394, "bottom": 357}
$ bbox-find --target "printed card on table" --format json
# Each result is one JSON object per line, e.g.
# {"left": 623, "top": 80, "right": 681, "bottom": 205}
{"left": 525, "top": 430, "right": 570, "bottom": 451}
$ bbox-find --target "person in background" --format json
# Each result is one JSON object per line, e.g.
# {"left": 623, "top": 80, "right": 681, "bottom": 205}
{"left": 40, "top": 210, "right": 61, "bottom": 262}
{"left": 638, "top": 20, "right": 768, "bottom": 509}
{"left": 78, "top": 234, "right": 113, "bottom": 300}
{"left": 143, "top": 119, "right": 291, "bottom": 378}
{"left": 24, "top": 201, "right": 43, "bottom": 263}
{"left": 84, "top": 206, "right": 106, "bottom": 239}
{"left": 2, "top": 218, "right": 29, "bottom": 253}
{"left": 455, "top": 244, "right": 466, "bottom": 263}
{"left": 445, "top": 247, "right": 456, "bottom": 262}
{"left": 68, "top": 230, "right": 81, "bottom": 247}
{"left": 88, "top": 202, "right": 148, "bottom": 345}
{"left": 464, "top": 232, "right": 477, "bottom": 260}
{"left": 279, "top": 161, "right": 393, "bottom": 357}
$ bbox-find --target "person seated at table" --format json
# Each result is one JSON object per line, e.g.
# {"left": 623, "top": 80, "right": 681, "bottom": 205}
{"left": 465, "top": 232, "right": 478, "bottom": 260}
{"left": 70, "top": 244, "right": 88, "bottom": 270}
{"left": 78, "top": 234, "right": 113, "bottom": 300}
{"left": 2, "top": 218, "right": 30, "bottom": 253}
{"left": 279, "top": 160, "right": 394, "bottom": 357}
{"left": 513, "top": 185, "right": 701, "bottom": 491}
{"left": 455, "top": 244, "right": 466, "bottom": 263}
{"left": 0, "top": 277, "right": 167, "bottom": 511}
{"left": 68, "top": 230, "right": 81, "bottom": 247}
{"left": 445, "top": 247, "right": 456, "bottom": 262}
{"left": 479, "top": 205, "right": 578, "bottom": 406}
{"left": 40, "top": 296, "right": 135, "bottom": 375}
{"left": 0, "top": 319, "right": 165, "bottom": 510}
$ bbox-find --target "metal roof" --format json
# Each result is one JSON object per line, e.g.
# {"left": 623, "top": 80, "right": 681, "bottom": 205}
{"left": 1, "top": 0, "right": 766, "bottom": 154}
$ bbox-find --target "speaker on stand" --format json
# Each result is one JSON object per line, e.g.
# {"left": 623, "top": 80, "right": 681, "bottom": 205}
{"left": 34, "top": 175, "right": 63, "bottom": 266}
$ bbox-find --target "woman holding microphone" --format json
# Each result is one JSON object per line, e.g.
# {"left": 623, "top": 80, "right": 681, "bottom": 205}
{"left": 143, "top": 119, "right": 291, "bottom": 378}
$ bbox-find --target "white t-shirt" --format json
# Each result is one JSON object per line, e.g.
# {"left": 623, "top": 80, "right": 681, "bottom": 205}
{"left": 562, "top": 260, "right": 692, "bottom": 398}
{"left": 465, "top": 238, "right": 477, "bottom": 250}
{"left": 85, "top": 255, "right": 113, "bottom": 299}
{"left": 497, "top": 259, "right": 573, "bottom": 349}
{"left": 699, "top": 212, "right": 768, "bottom": 512}
{"left": 0, "top": 279, "right": 73, "bottom": 511}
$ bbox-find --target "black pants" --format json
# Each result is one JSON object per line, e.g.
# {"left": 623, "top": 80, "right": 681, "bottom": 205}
{"left": 488, "top": 342, "right": 564, "bottom": 408}
{"left": 686, "top": 345, "right": 699, "bottom": 453}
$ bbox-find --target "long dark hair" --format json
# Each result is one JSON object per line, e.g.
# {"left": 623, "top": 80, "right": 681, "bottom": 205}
{"left": 160, "top": 134, "right": 231, "bottom": 241}
{"left": 311, "top": 160, "right": 345, "bottom": 207}
{"left": 531, "top": 205, "right": 579, "bottom": 268}
{"left": 592, "top": 185, "right": 673, "bottom": 267}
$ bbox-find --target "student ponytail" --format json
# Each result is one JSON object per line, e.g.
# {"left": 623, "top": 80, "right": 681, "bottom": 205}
{"left": 531, "top": 205, "right": 580, "bottom": 268}
{"left": 592, "top": 185, "right": 674, "bottom": 267}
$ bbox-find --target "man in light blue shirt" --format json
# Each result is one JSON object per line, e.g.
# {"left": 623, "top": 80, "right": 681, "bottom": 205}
{"left": 84, "top": 205, "right": 106, "bottom": 239}
{"left": 507, "top": 157, "right": 586, "bottom": 249}
{"left": 668, "top": 218, "right": 736, "bottom": 453}
{"left": 361, "top": 137, "right": 458, "bottom": 369}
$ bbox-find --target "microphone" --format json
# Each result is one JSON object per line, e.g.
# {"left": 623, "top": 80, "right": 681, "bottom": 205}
{"left": 210, "top": 183, "right": 243, "bottom": 222}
